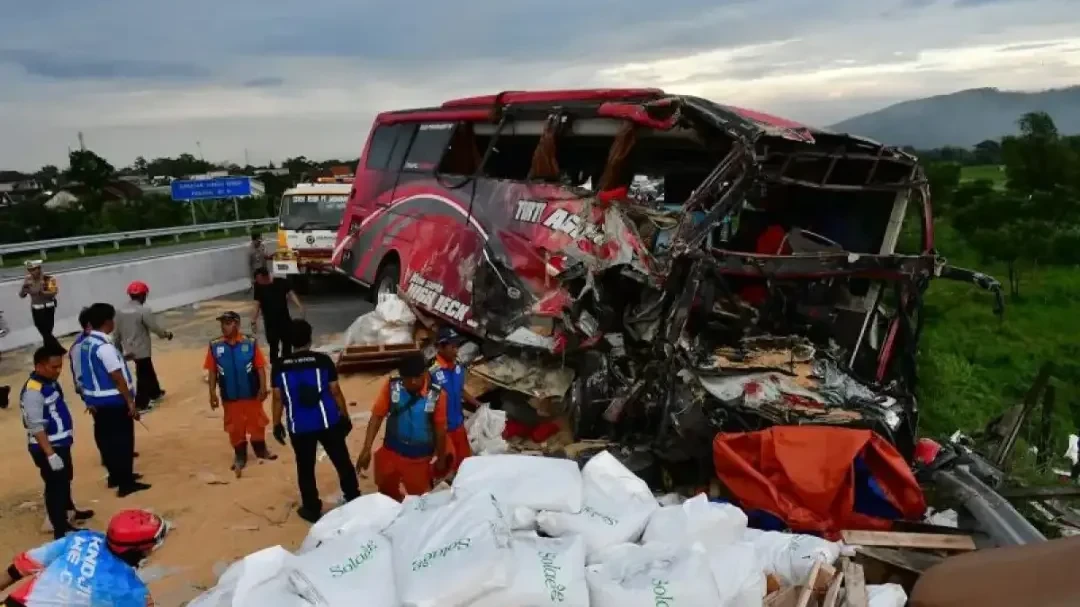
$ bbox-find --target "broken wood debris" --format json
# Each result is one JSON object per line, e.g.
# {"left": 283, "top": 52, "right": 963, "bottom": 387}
{"left": 840, "top": 530, "right": 977, "bottom": 552}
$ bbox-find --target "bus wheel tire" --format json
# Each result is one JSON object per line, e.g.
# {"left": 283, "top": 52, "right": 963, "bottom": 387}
{"left": 371, "top": 261, "right": 400, "bottom": 303}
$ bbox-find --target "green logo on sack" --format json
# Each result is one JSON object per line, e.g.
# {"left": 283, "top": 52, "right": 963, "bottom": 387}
{"left": 581, "top": 506, "right": 617, "bottom": 526}
{"left": 328, "top": 540, "right": 378, "bottom": 578}
{"left": 411, "top": 538, "right": 472, "bottom": 571}
{"left": 652, "top": 579, "right": 675, "bottom": 607}
{"left": 538, "top": 551, "right": 567, "bottom": 603}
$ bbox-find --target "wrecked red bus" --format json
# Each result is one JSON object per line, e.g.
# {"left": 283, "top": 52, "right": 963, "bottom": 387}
{"left": 331, "top": 89, "right": 1001, "bottom": 461}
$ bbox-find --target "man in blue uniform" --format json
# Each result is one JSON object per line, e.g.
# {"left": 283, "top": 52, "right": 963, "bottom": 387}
{"left": 271, "top": 319, "right": 359, "bottom": 523}
{"left": 78, "top": 303, "right": 150, "bottom": 497}
{"left": 429, "top": 327, "right": 482, "bottom": 475}
{"left": 20, "top": 344, "right": 94, "bottom": 539}
{"left": 0, "top": 509, "right": 167, "bottom": 607}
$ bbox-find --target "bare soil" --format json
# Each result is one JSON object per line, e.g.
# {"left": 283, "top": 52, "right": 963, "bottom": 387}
{"left": 0, "top": 299, "right": 388, "bottom": 606}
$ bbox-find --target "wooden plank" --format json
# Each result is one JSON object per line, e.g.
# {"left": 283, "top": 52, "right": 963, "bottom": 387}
{"left": 795, "top": 562, "right": 819, "bottom": 607}
{"left": 840, "top": 530, "right": 976, "bottom": 552}
{"left": 841, "top": 559, "right": 868, "bottom": 607}
{"left": 855, "top": 546, "right": 944, "bottom": 574}
{"left": 811, "top": 563, "right": 836, "bottom": 592}
{"left": 765, "top": 587, "right": 800, "bottom": 607}
{"left": 822, "top": 572, "right": 844, "bottom": 607}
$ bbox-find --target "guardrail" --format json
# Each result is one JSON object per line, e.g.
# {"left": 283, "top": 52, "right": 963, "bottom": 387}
{"left": 0, "top": 217, "right": 279, "bottom": 265}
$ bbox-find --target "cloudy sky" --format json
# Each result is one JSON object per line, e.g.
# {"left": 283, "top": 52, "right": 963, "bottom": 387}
{"left": 2, "top": 0, "right": 1079, "bottom": 171}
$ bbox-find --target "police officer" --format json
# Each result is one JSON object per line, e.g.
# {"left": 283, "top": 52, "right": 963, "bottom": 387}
{"left": 79, "top": 303, "right": 150, "bottom": 497}
{"left": 204, "top": 311, "right": 276, "bottom": 475}
{"left": 18, "top": 260, "right": 60, "bottom": 350}
{"left": 429, "top": 327, "right": 482, "bottom": 475}
{"left": 271, "top": 319, "right": 360, "bottom": 523}
{"left": 20, "top": 344, "right": 94, "bottom": 539}
{"left": 356, "top": 353, "right": 450, "bottom": 502}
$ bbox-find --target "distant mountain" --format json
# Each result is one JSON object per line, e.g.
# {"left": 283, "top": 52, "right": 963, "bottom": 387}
{"left": 828, "top": 86, "right": 1080, "bottom": 149}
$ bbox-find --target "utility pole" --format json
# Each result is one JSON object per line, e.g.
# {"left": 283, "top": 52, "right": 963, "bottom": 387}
{"left": 244, "top": 148, "right": 250, "bottom": 167}
{"left": 196, "top": 141, "right": 204, "bottom": 161}
{"left": 77, "top": 131, "right": 86, "bottom": 152}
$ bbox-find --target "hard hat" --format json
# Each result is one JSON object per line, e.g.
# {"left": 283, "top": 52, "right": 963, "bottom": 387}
{"left": 436, "top": 326, "right": 463, "bottom": 345}
{"left": 24, "top": 259, "right": 42, "bottom": 269}
{"left": 914, "top": 438, "right": 943, "bottom": 467}
{"left": 106, "top": 509, "right": 167, "bottom": 557}
{"left": 126, "top": 281, "right": 150, "bottom": 297}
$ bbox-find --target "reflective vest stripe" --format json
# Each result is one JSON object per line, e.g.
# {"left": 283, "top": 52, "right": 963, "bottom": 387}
{"left": 281, "top": 373, "right": 296, "bottom": 434}
{"left": 315, "top": 367, "right": 328, "bottom": 428}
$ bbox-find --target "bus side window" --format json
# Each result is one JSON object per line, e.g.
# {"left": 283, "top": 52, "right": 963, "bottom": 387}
{"left": 402, "top": 123, "right": 455, "bottom": 173}
{"left": 364, "top": 125, "right": 402, "bottom": 170}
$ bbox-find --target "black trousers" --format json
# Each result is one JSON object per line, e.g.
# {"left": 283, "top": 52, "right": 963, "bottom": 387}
{"left": 264, "top": 317, "right": 292, "bottom": 370}
{"left": 290, "top": 423, "right": 360, "bottom": 511}
{"left": 31, "top": 306, "right": 61, "bottom": 350}
{"left": 30, "top": 446, "right": 74, "bottom": 539}
{"left": 92, "top": 407, "right": 135, "bottom": 487}
{"left": 134, "top": 357, "right": 162, "bottom": 408}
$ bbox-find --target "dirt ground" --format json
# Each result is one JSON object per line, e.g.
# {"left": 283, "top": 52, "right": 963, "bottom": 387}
{"left": 0, "top": 297, "right": 387, "bottom": 606}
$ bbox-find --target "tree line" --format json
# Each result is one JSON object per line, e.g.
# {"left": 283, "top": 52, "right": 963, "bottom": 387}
{"left": 0, "top": 151, "right": 358, "bottom": 245}
{"left": 921, "top": 112, "right": 1080, "bottom": 297}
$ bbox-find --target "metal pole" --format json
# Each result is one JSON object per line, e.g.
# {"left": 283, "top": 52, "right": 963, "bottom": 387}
{"left": 191, "top": 201, "right": 197, "bottom": 225}
{"left": 233, "top": 197, "right": 240, "bottom": 221}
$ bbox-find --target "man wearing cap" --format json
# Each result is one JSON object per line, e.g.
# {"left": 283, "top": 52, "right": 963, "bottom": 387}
{"left": 429, "top": 327, "right": 482, "bottom": 475}
{"left": 355, "top": 353, "right": 450, "bottom": 501}
{"left": 18, "top": 261, "right": 60, "bottom": 350}
{"left": 114, "top": 281, "right": 173, "bottom": 412}
{"left": 204, "top": 311, "right": 276, "bottom": 475}
{"left": 249, "top": 233, "right": 270, "bottom": 291}
{"left": 271, "top": 319, "right": 360, "bottom": 523}
{"left": 78, "top": 303, "right": 150, "bottom": 497}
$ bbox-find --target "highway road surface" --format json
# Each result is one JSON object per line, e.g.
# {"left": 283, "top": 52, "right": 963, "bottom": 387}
{"left": 0, "top": 236, "right": 265, "bottom": 282}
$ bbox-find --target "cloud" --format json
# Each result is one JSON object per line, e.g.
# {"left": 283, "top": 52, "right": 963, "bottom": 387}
{"left": 0, "top": 0, "right": 1078, "bottom": 170}
{"left": 242, "top": 77, "right": 285, "bottom": 89}
{"left": 0, "top": 49, "right": 209, "bottom": 81}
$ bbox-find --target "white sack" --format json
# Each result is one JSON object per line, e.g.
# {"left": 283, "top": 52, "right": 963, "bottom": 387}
{"left": 299, "top": 493, "right": 402, "bottom": 553}
{"left": 383, "top": 490, "right": 456, "bottom": 542}
{"left": 342, "top": 294, "right": 416, "bottom": 347}
{"left": 376, "top": 293, "right": 417, "bottom": 326}
{"left": 742, "top": 529, "right": 842, "bottom": 587}
{"left": 289, "top": 530, "right": 397, "bottom": 607}
{"left": 471, "top": 534, "right": 589, "bottom": 607}
{"left": 453, "top": 454, "right": 583, "bottom": 513}
{"left": 585, "top": 542, "right": 722, "bottom": 607}
{"left": 390, "top": 492, "right": 514, "bottom": 607}
{"left": 465, "top": 405, "right": 509, "bottom": 456}
{"left": 868, "top": 584, "right": 908, "bottom": 607}
{"left": 536, "top": 451, "right": 658, "bottom": 558}
{"left": 706, "top": 542, "right": 767, "bottom": 607}
{"left": 642, "top": 493, "right": 747, "bottom": 551}
{"left": 1065, "top": 434, "right": 1079, "bottom": 466}
{"left": 187, "top": 546, "right": 302, "bottom": 607}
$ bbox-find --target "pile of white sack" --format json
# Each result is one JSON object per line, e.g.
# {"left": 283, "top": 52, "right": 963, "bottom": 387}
{"left": 188, "top": 451, "right": 908, "bottom": 607}
{"left": 342, "top": 294, "right": 416, "bottom": 348}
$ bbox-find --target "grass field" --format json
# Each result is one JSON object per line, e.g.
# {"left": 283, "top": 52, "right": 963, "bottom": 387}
{"left": 960, "top": 164, "right": 1007, "bottom": 188}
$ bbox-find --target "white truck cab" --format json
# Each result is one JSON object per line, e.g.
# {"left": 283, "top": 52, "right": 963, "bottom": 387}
{"left": 273, "top": 179, "right": 352, "bottom": 287}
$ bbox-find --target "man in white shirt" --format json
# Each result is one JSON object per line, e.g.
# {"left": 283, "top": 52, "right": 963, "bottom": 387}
{"left": 78, "top": 303, "right": 150, "bottom": 497}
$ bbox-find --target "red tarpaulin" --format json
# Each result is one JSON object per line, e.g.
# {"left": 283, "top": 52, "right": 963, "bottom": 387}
{"left": 713, "top": 426, "right": 926, "bottom": 539}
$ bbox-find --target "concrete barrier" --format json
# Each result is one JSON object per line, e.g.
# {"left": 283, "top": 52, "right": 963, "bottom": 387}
{"left": 0, "top": 243, "right": 254, "bottom": 352}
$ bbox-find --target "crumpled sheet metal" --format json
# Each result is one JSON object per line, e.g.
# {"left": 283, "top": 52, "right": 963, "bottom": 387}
{"left": 471, "top": 355, "right": 575, "bottom": 400}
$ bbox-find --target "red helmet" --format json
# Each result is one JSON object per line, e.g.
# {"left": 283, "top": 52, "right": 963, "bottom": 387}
{"left": 126, "top": 281, "right": 150, "bottom": 297}
{"left": 106, "top": 509, "right": 167, "bottom": 557}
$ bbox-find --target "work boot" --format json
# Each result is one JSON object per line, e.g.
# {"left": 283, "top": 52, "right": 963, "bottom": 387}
{"left": 108, "top": 473, "right": 143, "bottom": 489}
{"left": 231, "top": 443, "right": 249, "bottom": 474}
{"left": 296, "top": 503, "right": 323, "bottom": 524}
{"left": 252, "top": 441, "right": 277, "bottom": 461}
{"left": 117, "top": 481, "right": 152, "bottom": 498}
{"left": 70, "top": 509, "right": 95, "bottom": 523}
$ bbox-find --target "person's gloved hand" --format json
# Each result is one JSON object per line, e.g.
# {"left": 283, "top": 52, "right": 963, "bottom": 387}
{"left": 338, "top": 415, "right": 353, "bottom": 436}
{"left": 272, "top": 423, "right": 287, "bottom": 445}
{"left": 47, "top": 453, "right": 64, "bottom": 472}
